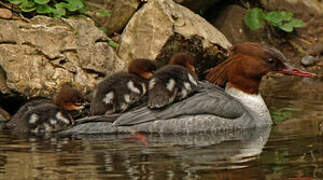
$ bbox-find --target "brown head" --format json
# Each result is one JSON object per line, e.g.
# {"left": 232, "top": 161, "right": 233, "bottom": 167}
{"left": 128, "top": 59, "right": 157, "bottom": 80}
{"left": 206, "top": 42, "right": 314, "bottom": 94}
{"left": 169, "top": 53, "right": 196, "bottom": 72}
{"left": 53, "top": 83, "right": 85, "bottom": 111}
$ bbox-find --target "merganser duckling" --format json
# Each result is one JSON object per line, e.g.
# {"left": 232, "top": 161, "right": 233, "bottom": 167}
{"left": 7, "top": 84, "right": 85, "bottom": 135}
{"left": 90, "top": 59, "right": 156, "bottom": 115}
{"left": 60, "top": 42, "right": 314, "bottom": 135}
{"left": 148, "top": 53, "right": 198, "bottom": 109}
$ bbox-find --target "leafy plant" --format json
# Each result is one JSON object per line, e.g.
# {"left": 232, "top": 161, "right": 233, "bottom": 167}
{"left": 271, "top": 111, "right": 292, "bottom": 124}
{"left": 244, "top": 8, "right": 305, "bottom": 32}
{"left": 8, "top": 0, "right": 85, "bottom": 17}
{"left": 270, "top": 107, "right": 300, "bottom": 124}
{"left": 98, "top": 28, "right": 119, "bottom": 48}
{"left": 108, "top": 39, "right": 119, "bottom": 48}
{"left": 7, "top": 0, "right": 111, "bottom": 18}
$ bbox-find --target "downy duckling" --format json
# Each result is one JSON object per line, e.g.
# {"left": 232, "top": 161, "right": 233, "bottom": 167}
{"left": 90, "top": 59, "right": 156, "bottom": 115}
{"left": 7, "top": 84, "right": 85, "bottom": 135}
{"left": 148, "top": 53, "right": 198, "bottom": 109}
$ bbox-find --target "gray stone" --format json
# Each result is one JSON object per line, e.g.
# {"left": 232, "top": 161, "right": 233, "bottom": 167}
{"left": 0, "top": 8, "right": 12, "bottom": 19}
{"left": 0, "top": 16, "right": 121, "bottom": 97}
{"left": 260, "top": 0, "right": 323, "bottom": 16}
{"left": 117, "top": 0, "right": 231, "bottom": 70}
{"left": 301, "top": 55, "right": 316, "bottom": 66}
{"left": 0, "top": 107, "right": 10, "bottom": 122}
{"left": 86, "top": 0, "right": 140, "bottom": 35}
{"left": 210, "top": 5, "right": 264, "bottom": 45}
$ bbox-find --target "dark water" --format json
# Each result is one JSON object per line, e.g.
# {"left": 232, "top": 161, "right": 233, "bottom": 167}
{"left": 0, "top": 77, "right": 322, "bottom": 180}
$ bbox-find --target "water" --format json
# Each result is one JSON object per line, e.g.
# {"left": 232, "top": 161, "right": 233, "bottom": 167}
{"left": 0, "top": 77, "right": 322, "bottom": 180}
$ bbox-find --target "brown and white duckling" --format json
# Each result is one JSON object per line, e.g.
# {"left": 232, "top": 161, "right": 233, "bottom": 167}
{"left": 148, "top": 53, "right": 198, "bottom": 109}
{"left": 7, "top": 84, "right": 85, "bottom": 135}
{"left": 90, "top": 59, "right": 156, "bottom": 115}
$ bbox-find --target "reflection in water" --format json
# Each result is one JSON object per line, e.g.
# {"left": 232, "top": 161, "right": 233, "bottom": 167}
{"left": 0, "top": 126, "right": 271, "bottom": 180}
{"left": 0, "top": 78, "right": 322, "bottom": 179}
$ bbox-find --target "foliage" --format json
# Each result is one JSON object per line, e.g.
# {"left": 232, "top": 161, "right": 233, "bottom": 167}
{"left": 270, "top": 107, "right": 300, "bottom": 124}
{"left": 244, "top": 8, "right": 305, "bottom": 32}
{"left": 108, "top": 39, "right": 119, "bottom": 49}
{"left": 98, "top": 28, "right": 119, "bottom": 48}
{"left": 7, "top": 0, "right": 110, "bottom": 18}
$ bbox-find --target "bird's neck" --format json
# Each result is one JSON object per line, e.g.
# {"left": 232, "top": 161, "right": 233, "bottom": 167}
{"left": 225, "top": 84, "right": 272, "bottom": 125}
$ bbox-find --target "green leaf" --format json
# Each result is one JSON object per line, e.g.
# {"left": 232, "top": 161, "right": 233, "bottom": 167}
{"left": 244, "top": 8, "right": 265, "bottom": 30}
{"left": 263, "top": 11, "right": 283, "bottom": 26}
{"left": 65, "top": 0, "right": 84, "bottom": 12}
{"left": 19, "top": 0, "right": 36, "bottom": 12}
{"left": 279, "top": 18, "right": 304, "bottom": 32}
{"left": 279, "top": 24, "right": 293, "bottom": 32}
{"left": 98, "top": 10, "right": 111, "bottom": 16}
{"left": 271, "top": 110, "right": 292, "bottom": 124}
{"left": 98, "top": 27, "right": 108, "bottom": 34}
{"left": 8, "top": 0, "right": 24, "bottom": 5}
{"left": 280, "top": 11, "right": 293, "bottom": 21}
{"left": 288, "top": 18, "right": 305, "bottom": 27}
{"left": 34, "top": 0, "right": 50, "bottom": 5}
{"left": 78, "top": 7, "right": 87, "bottom": 14}
{"left": 36, "top": 4, "right": 52, "bottom": 14}
{"left": 108, "top": 39, "right": 119, "bottom": 48}
{"left": 272, "top": 166, "right": 285, "bottom": 173}
{"left": 52, "top": 2, "right": 67, "bottom": 17}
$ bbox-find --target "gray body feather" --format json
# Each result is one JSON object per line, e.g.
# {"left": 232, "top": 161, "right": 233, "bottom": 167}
{"left": 60, "top": 82, "right": 272, "bottom": 135}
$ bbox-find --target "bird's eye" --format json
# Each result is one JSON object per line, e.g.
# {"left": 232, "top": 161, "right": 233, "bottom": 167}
{"left": 267, "top": 58, "right": 273, "bottom": 63}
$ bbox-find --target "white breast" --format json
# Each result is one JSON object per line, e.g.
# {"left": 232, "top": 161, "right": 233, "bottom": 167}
{"left": 225, "top": 87, "right": 272, "bottom": 124}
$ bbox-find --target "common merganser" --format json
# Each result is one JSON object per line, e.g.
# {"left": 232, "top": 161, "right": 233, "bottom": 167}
{"left": 60, "top": 42, "right": 314, "bottom": 135}
{"left": 148, "top": 53, "right": 198, "bottom": 109}
{"left": 90, "top": 59, "right": 156, "bottom": 115}
{"left": 7, "top": 83, "right": 85, "bottom": 135}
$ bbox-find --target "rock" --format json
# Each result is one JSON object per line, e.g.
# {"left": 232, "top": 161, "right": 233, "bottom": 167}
{"left": 0, "top": 8, "right": 12, "bottom": 19}
{"left": 260, "top": 0, "right": 323, "bottom": 75}
{"left": 209, "top": 4, "right": 263, "bottom": 44}
{"left": 260, "top": 0, "right": 323, "bottom": 16}
{"left": 0, "top": 16, "right": 121, "bottom": 98}
{"left": 0, "top": 107, "right": 10, "bottom": 122}
{"left": 86, "top": 0, "right": 140, "bottom": 35}
{"left": 312, "top": 42, "right": 323, "bottom": 56}
{"left": 0, "top": 66, "right": 11, "bottom": 94}
{"left": 174, "top": 0, "right": 222, "bottom": 15}
{"left": 117, "top": 0, "right": 231, "bottom": 71}
{"left": 301, "top": 55, "right": 316, "bottom": 66}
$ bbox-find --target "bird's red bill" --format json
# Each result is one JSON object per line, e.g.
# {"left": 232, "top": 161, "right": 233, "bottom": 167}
{"left": 280, "top": 69, "right": 315, "bottom": 78}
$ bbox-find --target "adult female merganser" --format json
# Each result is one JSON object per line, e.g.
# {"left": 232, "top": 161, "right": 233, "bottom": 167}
{"left": 7, "top": 84, "right": 85, "bottom": 135}
{"left": 60, "top": 42, "right": 314, "bottom": 135}
{"left": 148, "top": 53, "right": 198, "bottom": 108}
{"left": 90, "top": 59, "right": 156, "bottom": 115}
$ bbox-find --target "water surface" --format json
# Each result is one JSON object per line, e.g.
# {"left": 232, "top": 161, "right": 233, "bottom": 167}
{"left": 0, "top": 77, "right": 322, "bottom": 180}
